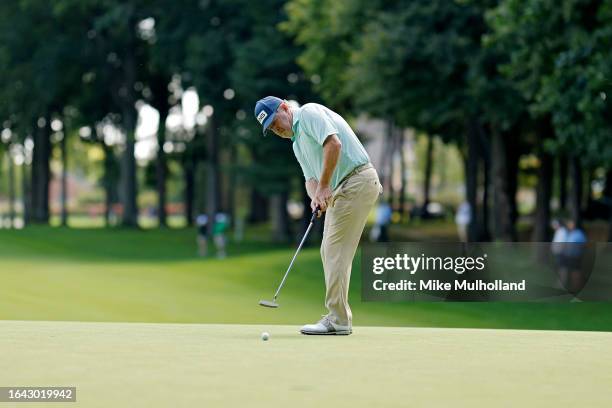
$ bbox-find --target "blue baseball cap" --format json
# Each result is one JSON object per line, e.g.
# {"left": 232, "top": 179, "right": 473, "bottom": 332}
{"left": 254, "top": 96, "right": 282, "bottom": 136}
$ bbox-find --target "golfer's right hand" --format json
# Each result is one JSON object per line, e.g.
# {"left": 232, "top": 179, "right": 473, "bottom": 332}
{"left": 311, "top": 185, "right": 331, "bottom": 216}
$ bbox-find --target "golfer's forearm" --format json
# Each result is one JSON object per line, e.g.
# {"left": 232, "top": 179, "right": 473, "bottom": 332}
{"left": 305, "top": 179, "right": 318, "bottom": 200}
{"left": 319, "top": 135, "right": 342, "bottom": 187}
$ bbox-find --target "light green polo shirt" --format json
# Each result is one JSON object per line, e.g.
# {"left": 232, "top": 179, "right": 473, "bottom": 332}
{"left": 291, "top": 103, "right": 370, "bottom": 190}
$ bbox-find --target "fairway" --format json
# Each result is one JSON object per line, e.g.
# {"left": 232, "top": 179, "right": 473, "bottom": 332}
{"left": 2, "top": 227, "right": 612, "bottom": 332}
{"left": 1, "top": 320, "right": 612, "bottom": 407}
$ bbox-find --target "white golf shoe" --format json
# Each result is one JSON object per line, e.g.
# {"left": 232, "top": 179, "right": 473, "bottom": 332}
{"left": 300, "top": 315, "right": 352, "bottom": 335}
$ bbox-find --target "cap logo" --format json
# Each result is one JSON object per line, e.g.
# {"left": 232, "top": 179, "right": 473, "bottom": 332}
{"left": 257, "top": 110, "right": 268, "bottom": 124}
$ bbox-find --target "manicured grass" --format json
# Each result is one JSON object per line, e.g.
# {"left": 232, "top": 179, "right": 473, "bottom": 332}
{"left": 2, "top": 321, "right": 612, "bottom": 407}
{"left": 1, "top": 226, "right": 612, "bottom": 330}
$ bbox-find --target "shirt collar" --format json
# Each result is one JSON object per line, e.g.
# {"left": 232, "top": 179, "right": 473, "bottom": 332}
{"left": 291, "top": 106, "right": 301, "bottom": 142}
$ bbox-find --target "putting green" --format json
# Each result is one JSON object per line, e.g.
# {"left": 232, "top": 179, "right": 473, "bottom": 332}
{"left": 1, "top": 321, "right": 611, "bottom": 407}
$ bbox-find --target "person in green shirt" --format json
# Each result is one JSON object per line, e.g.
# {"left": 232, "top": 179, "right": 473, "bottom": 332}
{"left": 254, "top": 96, "right": 383, "bottom": 335}
{"left": 213, "top": 212, "right": 229, "bottom": 259}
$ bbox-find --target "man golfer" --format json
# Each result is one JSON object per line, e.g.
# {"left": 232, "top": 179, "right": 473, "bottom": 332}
{"left": 254, "top": 96, "right": 382, "bottom": 335}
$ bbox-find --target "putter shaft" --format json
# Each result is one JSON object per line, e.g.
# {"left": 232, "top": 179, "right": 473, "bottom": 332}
{"left": 267, "top": 208, "right": 319, "bottom": 303}
{"left": 272, "top": 219, "right": 315, "bottom": 299}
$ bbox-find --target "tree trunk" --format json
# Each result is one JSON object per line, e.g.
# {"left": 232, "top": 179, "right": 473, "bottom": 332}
{"left": 102, "top": 142, "right": 114, "bottom": 227}
{"left": 491, "top": 128, "right": 514, "bottom": 241}
{"left": 558, "top": 154, "right": 568, "bottom": 211}
{"left": 184, "top": 156, "right": 195, "bottom": 226}
{"left": 1, "top": 153, "right": 4, "bottom": 223}
{"left": 22, "top": 159, "right": 31, "bottom": 226}
{"left": 60, "top": 132, "right": 68, "bottom": 227}
{"left": 270, "top": 191, "right": 290, "bottom": 242}
{"left": 421, "top": 133, "right": 434, "bottom": 218}
{"left": 148, "top": 71, "right": 172, "bottom": 228}
{"left": 249, "top": 189, "right": 269, "bottom": 223}
{"left": 227, "top": 145, "right": 237, "bottom": 229}
{"left": 477, "top": 124, "right": 492, "bottom": 241}
{"left": 604, "top": 169, "right": 612, "bottom": 242}
{"left": 382, "top": 119, "right": 395, "bottom": 206}
{"left": 585, "top": 168, "right": 595, "bottom": 217}
{"left": 506, "top": 135, "right": 519, "bottom": 233}
{"left": 156, "top": 111, "right": 168, "bottom": 228}
{"left": 465, "top": 122, "right": 480, "bottom": 242}
{"left": 120, "top": 13, "right": 139, "bottom": 227}
{"left": 609, "top": 204, "right": 612, "bottom": 242}
{"left": 206, "top": 116, "right": 221, "bottom": 235}
{"left": 532, "top": 125, "right": 553, "bottom": 242}
{"left": 8, "top": 148, "right": 15, "bottom": 228}
{"left": 120, "top": 134, "right": 138, "bottom": 227}
{"left": 481, "top": 151, "right": 491, "bottom": 241}
{"left": 398, "top": 128, "right": 407, "bottom": 221}
{"left": 32, "top": 115, "right": 51, "bottom": 224}
{"left": 569, "top": 156, "right": 583, "bottom": 228}
{"left": 30, "top": 126, "right": 38, "bottom": 223}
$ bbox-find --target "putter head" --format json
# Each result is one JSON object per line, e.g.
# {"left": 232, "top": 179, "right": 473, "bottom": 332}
{"left": 259, "top": 299, "right": 279, "bottom": 308}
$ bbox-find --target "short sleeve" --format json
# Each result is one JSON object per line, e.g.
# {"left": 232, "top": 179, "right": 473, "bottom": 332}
{"left": 293, "top": 144, "right": 316, "bottom": 181}
{"left": 301, "top": 105, "right": 339, "bottom": 146}
{"left": 298, "top": 159, "right": 315, "bottom": 181}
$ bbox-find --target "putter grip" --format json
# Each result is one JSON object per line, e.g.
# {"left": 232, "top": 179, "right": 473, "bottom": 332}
{"left": 310, "top": 206, "right": 320, "bottom": 223}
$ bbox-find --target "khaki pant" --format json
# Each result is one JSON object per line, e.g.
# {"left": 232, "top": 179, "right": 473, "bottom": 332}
{"left": 321, "top": 165, "right": 382, "bottom": 327}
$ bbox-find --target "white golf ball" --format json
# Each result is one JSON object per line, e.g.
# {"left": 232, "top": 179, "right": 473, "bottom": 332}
{"left": 261, "top": 332, "right": 270, "bottom": 341}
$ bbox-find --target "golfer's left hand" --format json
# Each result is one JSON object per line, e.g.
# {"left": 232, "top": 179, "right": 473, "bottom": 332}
{"left": 312, "top": 185, "right": 332, "bottom": 216}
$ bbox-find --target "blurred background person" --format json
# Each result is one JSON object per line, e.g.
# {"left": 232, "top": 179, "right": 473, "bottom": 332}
{"left": 566, "top": 219, "right": 587, "bottom": 245}
{"left": 196, "top": 214, "right": 209, "bottom": 257}
{"left": 551, "top": 219, "right": 568, "bottom": 248}
{"left": 455, "top": 201, "right": 471, "bottom": 243}
{"left": 551, "top": 218, "right": 568, "bottom": 288}
{"left": 563, "top": 219, "right": 588, "bottom": 294}
{"left": 213, "top": 212, "right": 230, "bottom": 259}
{"left": 370, "top": 201, "right": 392, "bottom": 242}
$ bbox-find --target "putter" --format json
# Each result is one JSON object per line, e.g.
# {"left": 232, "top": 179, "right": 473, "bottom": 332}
{"left": 259, "top": 206, "right": 320, "bottom": 308}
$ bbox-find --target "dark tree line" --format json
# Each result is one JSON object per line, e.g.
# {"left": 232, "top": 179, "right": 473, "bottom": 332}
{"left": 0, "top": 0, "right": 316, "bottom": 241}
{"left": 284, "top": 0, "right": 612, "bottom": 241}
{"left": 0, "top": 0, "right": 611, "bottom": 242}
